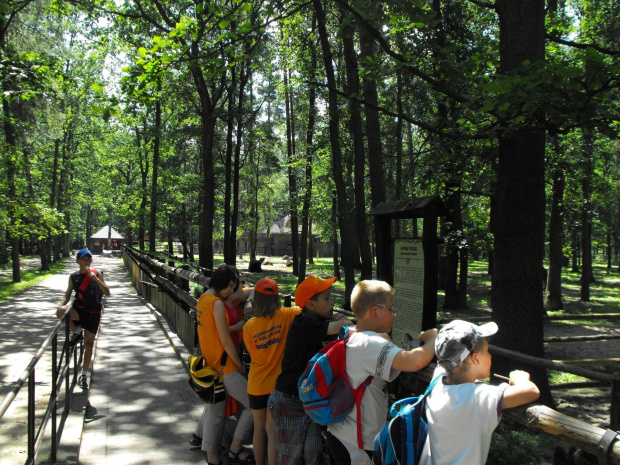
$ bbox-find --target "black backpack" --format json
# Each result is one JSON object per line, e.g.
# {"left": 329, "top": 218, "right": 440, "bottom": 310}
{"left": 71, "top": 270, "right": 104, "bottom": 310}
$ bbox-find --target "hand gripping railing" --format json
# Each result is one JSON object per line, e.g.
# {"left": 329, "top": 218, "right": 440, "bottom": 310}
{"left": 0, "top": 306, "right": 83, "bottom": 464}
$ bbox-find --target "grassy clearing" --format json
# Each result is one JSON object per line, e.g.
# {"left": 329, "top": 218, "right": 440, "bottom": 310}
{"left": 0, "top": 258, "right": 69, "bottom": 302}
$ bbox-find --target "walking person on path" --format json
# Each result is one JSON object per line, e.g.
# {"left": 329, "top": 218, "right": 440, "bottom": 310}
{"left": 56, "top": 249, "right": 110, "bottom": 388}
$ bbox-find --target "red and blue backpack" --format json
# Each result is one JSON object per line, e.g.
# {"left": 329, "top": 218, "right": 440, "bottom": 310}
{"left": 298, "top": 327, "right": 373, "bottom": 449}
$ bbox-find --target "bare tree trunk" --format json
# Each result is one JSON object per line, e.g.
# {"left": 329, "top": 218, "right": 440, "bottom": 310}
{"left": 283, "top": 62, "right": 300, "bottom": 276}
{"left": 581, "top": 129, "right": 594, "bottom": 300}
{"left": 545, "top": 159, "right": 565, "bottom": 311}
{"left": 359, "top": 15, "right": 387, "bottom": 279}
{"left": 231, "top": 60, "right": 250, "bottom": 266}
{"left": 149, "top": 79, "right": 162, "bottom": 253}
{"left": 224, "top": 66, "right": 236, "bottom": 264}
{"left": 341, "top": 11, "right": 372, "bottom": 280}
{"left": 298, "top": 16, "right": 317, "bottom": 284}
{"left": 493, "top": 0, "right": 553, "bottom": 406}
{"left": 314, "top": 0, "right": 355, "bottom": 306}
{"left": 331, "top": 195, "right": 341, "bottom": 280}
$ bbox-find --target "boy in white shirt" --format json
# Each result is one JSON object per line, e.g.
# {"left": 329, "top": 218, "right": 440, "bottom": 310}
{"left": 420, "top": 320, "right": 540, "bottom": 465}
{"left": 326, "top": 280, "right": 438, "bottom": 465}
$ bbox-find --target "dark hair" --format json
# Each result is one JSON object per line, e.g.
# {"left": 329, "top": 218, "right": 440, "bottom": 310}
{"left": 209, "top": 264, "right": 238, "bottom": 292}
{"left": 230, "top": 266, "right": 241, "bottom": 292}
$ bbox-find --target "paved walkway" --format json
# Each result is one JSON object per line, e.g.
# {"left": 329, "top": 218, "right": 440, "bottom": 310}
{"left": 0, "top": 255, "right": 208, "bottom": 464}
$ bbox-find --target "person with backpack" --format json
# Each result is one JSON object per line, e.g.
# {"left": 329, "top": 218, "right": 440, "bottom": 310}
{"left": 325, "top": 280, "right": 437, "bottom": 465}
{"left": 418, "top": 320, "right": 540, "bottom": 465}
{"left": 193, "top": 264, "right": 255, "bottom": 465}
{"left": 268, "top": 276, "right": 353, "bottom": 465}
{"left": 243, "top": 278, "right": 300, "bottom": 465}
{"left": 56, "top": 248, "right": 110, "bottom": 389}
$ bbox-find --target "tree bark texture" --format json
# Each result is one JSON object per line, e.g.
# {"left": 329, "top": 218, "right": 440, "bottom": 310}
{"left": 341, "top": 13, "right": 373, "bottom": 280}
{"left": 314, "top": 0, "right": 355, "bottom": 306}
{"left": 149, "top": 80, "right": 162, "bottom": 253}
{"left": 493, "top": 0, "right": 553, "bottom": 406}
{"left": 545, "top": 162, "right": 565, "bottom": 311}
{"left": 298, "top": 17, "right": 317, "bottom": 284}
{"left": 284, "top": 64, "right": 300, "bottom": 276}
{"left": 223, "top": 66, "right": 236, "bottom": 264}
{"left": 581, "top": 128, "right": 594, "bottom": 300}
{"left": 359, "top": 15, "right": 387, "bottom": 279}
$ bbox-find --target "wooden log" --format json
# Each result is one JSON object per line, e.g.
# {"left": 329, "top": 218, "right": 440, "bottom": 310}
{"left": 545, "top": 334, "right": 620, "bottom": 343}
{"left": 489, "top": 344, "right": 612, "bottom": 383}
{"left": 437, "top": 313, "right": 620, "bottom": 325}
{"left": 504, "top": 405, "right": 620, "bottom": 463}
{"left": 552, "top": 359, "right": 620, "bottom": 367}
{"left": 549, "top": 381, "right": 608, "bottom": 390}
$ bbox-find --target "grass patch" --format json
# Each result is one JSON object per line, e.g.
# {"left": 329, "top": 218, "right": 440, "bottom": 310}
{"left": 488, "top": 421, "right": 555, "bottom": 465}
{"left": 548, "top": 370, "right": 590, "bottom": 385}
{"left": 0, "top": 259, "right": 69, "bottom": 302}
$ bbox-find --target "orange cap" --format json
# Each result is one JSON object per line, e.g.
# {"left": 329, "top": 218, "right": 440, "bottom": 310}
{"left": 295, "top": 276, "right": 337, "bottom": 309}
{"left": 255, "top": 278, "right": 279, "bottom": 295}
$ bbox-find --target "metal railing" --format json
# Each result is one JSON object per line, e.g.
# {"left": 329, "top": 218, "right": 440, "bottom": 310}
{"left": 0, "top": 306, "right": 83, "bottom": 465}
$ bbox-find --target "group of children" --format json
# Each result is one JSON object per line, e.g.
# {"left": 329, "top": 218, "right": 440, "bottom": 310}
{"left": 194, "top": 264, "right": 540, "bottom": 465}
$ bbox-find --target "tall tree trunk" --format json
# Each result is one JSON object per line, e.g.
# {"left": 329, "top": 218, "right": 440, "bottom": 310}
{"left": 230, "top": 60, "right": 250, "bottom": 266}
{"left": 298, "top": 17, "right": 317, "bottom": 284}
{"left": 443, "top": 180, "right": 463, "bottom": 309}
{"left": 149, "top": 79, "right": 162, "bottom": 253}
{"left": 341, "top": 12, "right": 372, "bottom": 280}
{"left": 3, "top": 101, "right": 20, "bottom": 282}
{"left": 331, "top": 195, "right": 341, "bottom": 280}
{"left": 190, "top": 54, "right": 220, "bottom": 270}
{"left": 581, "top": 129, "right": 594, "bottom": 300}
{"left": 314, "top": 0, "right": 355, "bottom": 306}
{"left": 308, "top": 220, "right": 314, "bottom": 265}
{"left": 493, "top": 0, "right": 553, "bottom": 406}
{"left": 545, "top": 159, "right": 565, "bottom": 311}
{"left": 224, "top": 67, "right": 236, "bottom": 264}
{"left": 359, "top": 13, "right": 387, "bottom": 278}
{"left": 283, "top": 63, "right": 300, "bottom": 276}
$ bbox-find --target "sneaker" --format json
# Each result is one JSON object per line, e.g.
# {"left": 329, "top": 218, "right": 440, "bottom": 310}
{"left": 78, "top": 374, "right": 88, "bottom": 389}
{"left": 189, "top": 433, "right": 202, "bottom": 447}
{"left": 69, "top": 331, "right": 83, "bottom": 346}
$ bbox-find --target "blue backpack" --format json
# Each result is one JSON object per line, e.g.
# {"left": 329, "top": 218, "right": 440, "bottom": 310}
{"left": 373, "top": 376, "right": 441, "bottom": 465}
{"left": 298, "top": 327, "right": 373, "bottom": 449}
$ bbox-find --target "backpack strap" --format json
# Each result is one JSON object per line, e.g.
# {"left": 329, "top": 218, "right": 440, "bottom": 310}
{"left": 420, "top": 375, "right": 442, "bottom": 423}
{"left": 76, "top": 270, "right": 93, "bottom": 302}
{"left": 342, "top": 327, "right": 374, "bottom": 450}
{"left": 354, "top": 375, "right": 374, "bottom": 449}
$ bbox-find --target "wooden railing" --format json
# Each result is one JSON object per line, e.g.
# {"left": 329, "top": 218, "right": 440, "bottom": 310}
{"left": 122, "top": 247, "right": 620, "bottom": 464}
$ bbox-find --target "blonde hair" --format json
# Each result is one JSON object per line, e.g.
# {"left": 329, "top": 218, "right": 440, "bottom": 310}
{"left": 351, "top": 280, "right": 395, "bottom": 318}
{"left": 253, "top": 292, "right": 281, "bottom": 318}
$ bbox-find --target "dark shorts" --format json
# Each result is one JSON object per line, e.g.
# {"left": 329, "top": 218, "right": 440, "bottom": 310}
{"left": 268, "top": 390, "right": 325, "bottom": 465}
{"left": 74, "top": 305, "right": 102, "bottom": 335}
{"left": 249, "top": 393, "right": 271, "bottom": 410}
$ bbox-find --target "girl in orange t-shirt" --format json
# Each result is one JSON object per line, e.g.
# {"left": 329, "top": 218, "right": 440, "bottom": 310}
{"left": 194, "top": 264, "right": 254, "bottom": 465}
{"left": 243, "top": 278, "right": 300, "bottom": 465}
